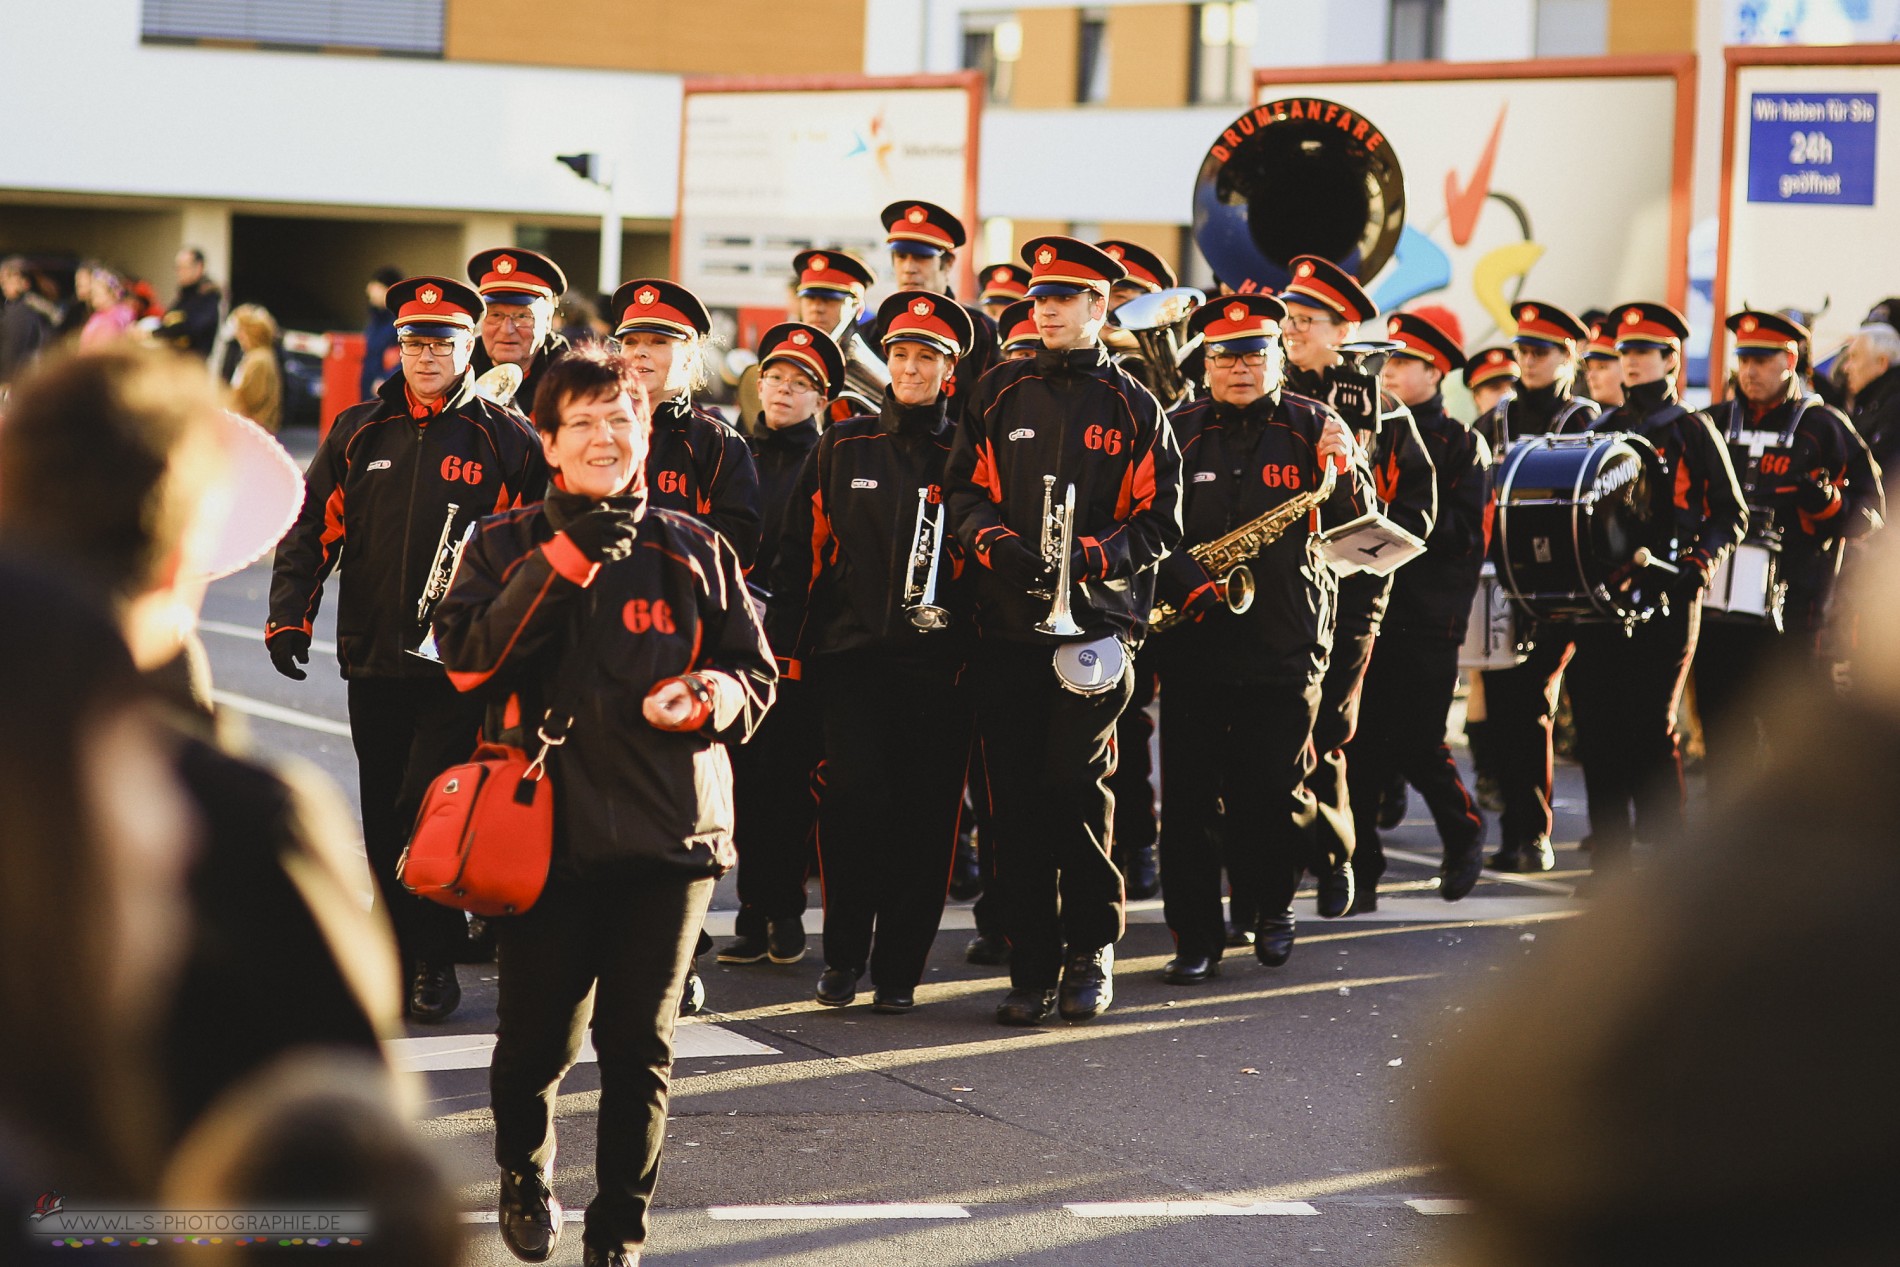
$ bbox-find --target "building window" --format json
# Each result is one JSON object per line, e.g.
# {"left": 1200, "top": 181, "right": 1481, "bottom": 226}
{"left": 141, "top": 0, "right": 444, "bottom": 56}
{"left": 1076, "top": 8, "right": 1111, "bottom": 105}
{"left": 1191, "top": 3, "right": 1256, "bottom": 105}
{"left": 1387, "top": 0, "right": 1445, "bottom": 61}
{"left": 1534, "top": 0, "right": 1607, "bottom": 56}
{"left": 961, "top": 11, "right": 1021, "bottom": 107}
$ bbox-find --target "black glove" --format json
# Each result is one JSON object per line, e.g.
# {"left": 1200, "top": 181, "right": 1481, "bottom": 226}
{"left": 1673, "top": 557, "right": 1711, "bottom": 603}
{"left": 561, "top": 505, "right": 639, "bottom": 563}
{"left": 1326, "top": 364, "right": 1379, "bottom": 431}
{"left": 1792, "top": 472, "right": 1839, "bottom": 515}
{"left": 985, "top": 534, "right": 1057, "bottom": 594}
{"left": 1179, "top": 561, "right": 1224, "bottom": 619}
{"left": 267, "top": 628, "right": 310, "bottom": 681}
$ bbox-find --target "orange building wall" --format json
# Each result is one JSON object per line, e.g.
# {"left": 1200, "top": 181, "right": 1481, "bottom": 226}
{"left": 444, "top": 0, "right": 865, "bottom": 76}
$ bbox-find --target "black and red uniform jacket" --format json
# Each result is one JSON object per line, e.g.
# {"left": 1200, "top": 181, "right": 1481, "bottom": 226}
{"left": 945, "top": 345, "right": 1183, "bottom": 646}
{"left": 1589, "top": 377, "right": 1748, "bottom": 587}
{"left": 1713, "top": 380, "right": 1885, "bottom": 636}
{"left": 1152, "top": 390, "right": 1373, "bottom": 685}
{"left": 767, "top": 393, "right": 970, "bottom": 678}
{"left": 746, "top": 413, "right": 821, "bottom": 588}
{"left": 431, "top": 486, "right": 776, "bottom": 877}
{"left": 1475, "top": 379, "right": 1600, "bottom": 457}
{"left": 266, "top": 368, "right": 547, "bottom": 678}
{"left": 1288, "top": 362, "right": 1439, "bottom": 640}
{"left": 644, "top": 394, "right": 762, "bottom": 569}
{"left": 1385, "top": 391, "right": 1493, "bottom": 642}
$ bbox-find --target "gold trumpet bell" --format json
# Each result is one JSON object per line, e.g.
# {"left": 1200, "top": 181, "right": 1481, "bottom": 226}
{"left": 1223, "top": 564, "right": 1256, "bottom": 615}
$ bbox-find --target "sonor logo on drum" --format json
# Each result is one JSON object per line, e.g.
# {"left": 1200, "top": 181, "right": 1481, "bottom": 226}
{"left": 1592, "top": 459, "right": 1641, "bottom": 499}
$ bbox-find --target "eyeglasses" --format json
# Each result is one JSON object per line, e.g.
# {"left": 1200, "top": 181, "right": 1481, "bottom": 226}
{"left": 1282, "top": 312, "right": 1337, "bottom": 332}
{"left": 759, "top": 371, "right": 818, "bottom": 394}
{"left": 1208, "top": 350, "right": 1270, "bottom": 368}
{"left": 482, "top": 311, "right": 536, "bottom": 330}
{"left": 560, "top": 416, "right": 639, "bottom": 435}
{"left": 398, "top": 338, "right": 459, "bottom": 359}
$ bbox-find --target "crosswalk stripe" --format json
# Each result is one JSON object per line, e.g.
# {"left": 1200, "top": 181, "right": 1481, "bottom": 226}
{"left": 199, "top": 619, "right": 339, "bottom": 655}
{"left": 210, "top": 690, "right": 352, "bottom": 737}
{"left": 389, "top": 1022, "right": 779, "bottom": 1073}
{"left": 455, "top": 1196, "right": 1468, "bottom": 1226}
{"left": 1065, "top": 1200, "right": 1319, "bottom": 1217}
{"left": 1406, "top": 1198, "right": 1474, "bottom": 1215}
{"left": 708, "top": 1204, "right": 971, "bottom": 1220}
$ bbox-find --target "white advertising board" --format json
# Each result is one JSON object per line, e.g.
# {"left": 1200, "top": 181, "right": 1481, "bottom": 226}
{"left": 1250, "top": 60, "right": 1692, "bottom": 352}
{"left": 1715, "top": 51, "right": 1900, "bottom": 371}
{"left": 676, "top": 78, "right": 980, "bottom": 310}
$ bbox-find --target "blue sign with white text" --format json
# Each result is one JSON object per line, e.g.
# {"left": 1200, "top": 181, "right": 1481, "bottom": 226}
{"left": 1747, "top": 91, "right": 1878, "bottom": 205}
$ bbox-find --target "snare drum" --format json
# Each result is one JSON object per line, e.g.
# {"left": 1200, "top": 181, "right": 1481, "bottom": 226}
{"left": 1052, "top": 636, "right": 1128, "bottom": 696}
{"left": 1460, "top": 564, "right": 1527, "bottom": 669}
{"left": 1495, "top": 433, "right": 1662, "bottom": 624}
{"left": 1703, "top": 542, "right": 1785, "bottom": 628}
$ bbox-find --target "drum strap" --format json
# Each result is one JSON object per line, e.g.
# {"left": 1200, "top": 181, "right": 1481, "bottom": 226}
{"left": 1552, "top": 397, "right": 1599, "bottom": 433}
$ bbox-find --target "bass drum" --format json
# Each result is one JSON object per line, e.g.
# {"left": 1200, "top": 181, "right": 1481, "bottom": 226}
{"left": 1495, "top": 433, "right": 1662, "bottom": 624}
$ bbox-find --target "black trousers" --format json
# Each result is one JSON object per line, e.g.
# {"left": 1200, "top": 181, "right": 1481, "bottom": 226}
{"left": 1307, "top": 627, "right": 1378, "bottom": 873}
{"left": 1159, "top": 674, "right": 1319, "bottom": 956}
{"left": 1479, "top": 629, "right": 1574, "bottom": 850}
{"left": 1348, "top": 633, "right": 1484, "bottom": 883}
{"left": 729, "top": 680, "right": 822, "bottom": 937}
{"left": 970, "top": 640, "right": 1132, "bottom": 990}
{"left": 491, "top": 866, "right": 714, "bottom": 1253}
{"left": 1694, "top": 617, "right": 1802, "bottom": 794}
{"left": 1108, "top": 647, "right": 1160, "bottom": 856}
{"left": 815, "top": 650, "right": 973, "bottom": 994}
{"left": 1567, "top": 599, "right": 1700, "bottom": 861}
{"left": 346, "top": 674, "right": 483, "bottom": 966}
{"left": 967, "top": 756, "right": 1007, "bottom": 939}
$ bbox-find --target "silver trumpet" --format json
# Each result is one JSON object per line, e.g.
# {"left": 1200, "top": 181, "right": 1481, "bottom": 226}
{"left": 409, "top": 504, "right": 472, "bottom": 663}
{"left": 904, "top": 487, "right": 951, "bottom": 631}
{"left": 1034, "top": 475, "right": 1085, "bottom": 637}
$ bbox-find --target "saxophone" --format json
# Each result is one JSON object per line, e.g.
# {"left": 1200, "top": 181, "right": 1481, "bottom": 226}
{"left": 1149, "top": 462, "right": 1337, "bottom": 633}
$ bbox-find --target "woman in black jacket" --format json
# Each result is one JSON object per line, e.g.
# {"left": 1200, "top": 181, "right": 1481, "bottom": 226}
{"left": 433, "top": 345, "right": 775, "bottom": 1267}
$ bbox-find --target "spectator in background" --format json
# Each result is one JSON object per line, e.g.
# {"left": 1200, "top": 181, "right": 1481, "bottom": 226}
{"left": 157, "top": 247, "right": 223, "bottom": 358}
{"left": 79, "top": 264, "right": 137, "bottom": 349}
{"left": 1846, "top": 322, "right": 1900, "bottom": 489}
{"left": 360, "top": 264, "right": 403, "bottom": 399}
{"left": 228, "top": 303, "right": 283, "bottom": 432}
{"left": 54, "top": 261, "right": 94, "bottom": 341}
{"left": 1, "top": 255, "right": 53, "bottom": 386}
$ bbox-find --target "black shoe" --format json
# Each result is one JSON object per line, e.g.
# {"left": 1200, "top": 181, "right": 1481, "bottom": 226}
{"left": 582, "top": 1245, "right": 638, "bottom": 1267}
{"left": 996, "top": 987, "right": 1057, "bottom": 1026}
{"left": 717, "top": 933, "right": 771, "bottom": 964}
{"left": 498, "top": 1168, "right": 561, "bottom": 1263}
{"left": 1058, "top": 946, "right": 1114, "bottom": 1021}
{"left": 1224, "top": 921, "right": 1257, "bottom": 948}
{"left": 1487, "top": 846, "right": 1526, "bottom": 872}
{"left": 1440, "top": 844, "right": 1484, "bottom": 902}
{"left": 1254, "top": 912, "right": 1296, "bottom": 967}
{"left": 1521, "top": 836, "right": 1556, "bottom": 872}
{"left": 1162, "top": 953, "right": 1220, "bottom": 985}
{"left": 965, "top": 932, "right": 1011, "bottom": 965}
{"left": 678, "top": 970, "right": 706, "bottom": 1016}
{"left": 870, "top": 990, "right": 915, "bottom": 1013}
{"left": 767, "top": 918, "right": 807, "bottom": 965}
{"left": 1377, "top": 777, "right": 1408, "bottom": 830}
{"left": 1120, "top": 843, "right": 1161, "bottom": 901}
{"left": 1315, "top": 862, "right": 1355, "bottom": 919}
{"left": 1345, "top": 887, "right": 1379, "bottom": 915}
{"left": 409, "top": 962, "right": 461, "bottom": 1023}
{"left": 947, "top": 832, "right": 983, "bottom": 901}
{"left": 815, "top": 967, "right": 857, "bottom": 1007}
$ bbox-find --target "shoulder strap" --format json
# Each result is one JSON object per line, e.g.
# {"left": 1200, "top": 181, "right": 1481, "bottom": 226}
{"left": 1780, "top": 393, "right": 1822, "bottom": 447}
{"left": 523, "top": 553, "right": 620, "bottom": 770}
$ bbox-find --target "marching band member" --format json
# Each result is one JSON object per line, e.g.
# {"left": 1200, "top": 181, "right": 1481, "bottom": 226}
{"left": 467, "top": 247, "right": 570, "bottom": 410}
{"left": 770, "top": 294, "right": 977, "bottom": 1012}
{"left": 432, "top": 345, "right": 774, "bottom": 1267}
{"left": 790, "top": 248, "right": 879, "bottom": 417}
{"left": 1280, "top": 255, "right": 1437, "bottom": 922}
{"left": 267, "top": 276, "right": 546, "bottom": 1022}
{"left": 1349, "top": 311, "right": 1490, "bottom": 909}
{"left": 1475, "top": 302, "right": 1600, "bottom": 873}
{"left": 880, "top": 200, "right": 999, "bottom": 424}
{"left": 719, "top": 322, "right": 841, "bottom": 968}
{"left": 1464, "top": 346, "right": 1520, "bottom": 419}
{"left": 999, "top": 299, "right": 1040, "bottom": 360}
{"left": 1098, "top": 239, "right": 1177, "bottom": 312}
{"left": 1695, "top": 309, "right": 1883, "bottom": 787}
{"left": 1568, "top": 302, "right": 1746, "bottom": 868}
{"left": 1581, "top": 320, "right": 1625, "bottom": 409}
{"left": 608, "top": 279, "right": 762, "bottom": 567}
{"left": 979, "top": 262, "right": 1030, "bottom": 323}
{"left": 946, "top": 236, "right": 1183, "bottom": 1026}
{"left": 1150, "top": 293, "right": 1367, "bottom": 981}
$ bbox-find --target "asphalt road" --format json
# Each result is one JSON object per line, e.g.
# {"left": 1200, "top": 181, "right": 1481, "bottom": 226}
{"left": 201, "top": 426, "right": 1589, "bottom": 1266}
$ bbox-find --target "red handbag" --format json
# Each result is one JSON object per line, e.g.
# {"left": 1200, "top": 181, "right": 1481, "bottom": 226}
{"left": 399, "top": 740, "right": 556, "bottom": 916}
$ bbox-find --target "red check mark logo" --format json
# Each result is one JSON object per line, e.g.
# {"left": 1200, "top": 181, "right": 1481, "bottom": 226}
{"left": 1444, "top": 105, "right": 1508, "bottom": 247}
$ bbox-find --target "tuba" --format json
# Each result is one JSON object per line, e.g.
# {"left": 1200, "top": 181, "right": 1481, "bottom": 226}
{"left": 833, "top": 309, "right": 890, "bottom": 420}
{"left": 1110, "top": 286, "right": 1208, "bottom": 408}
{"left": 1191, "top": 99, "right": 1405, "bottom": 294}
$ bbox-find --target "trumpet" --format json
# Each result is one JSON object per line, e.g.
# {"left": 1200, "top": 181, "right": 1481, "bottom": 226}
{"left": 409, "top": 504, "right": 472, "bottom": 663}
{"left": 904, "top": 487, "right": 951, "bottom": 631}
{"left": 1149, "top": 462, "right": 1337, "bottom": 633}
{"left": 1034, "top": 475, "right": 1085, "bottom": 637}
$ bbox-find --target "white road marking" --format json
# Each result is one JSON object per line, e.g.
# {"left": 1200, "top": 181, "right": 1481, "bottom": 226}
{"left": 1065, "top": 1201, "right": 1320, "bottom": 1217}
{"left": 211, "top": 690, "right": 352, "bottom": 737}
{"left": 1381, "top": 845, "right": 1579, "bottom": 897}
{"left": 199, "top": 618, "right": 339, "bottom": 655}
{"left": 708, "top": 1204, "right": 971, "bottom": 1221}
{"left": 1406, "top": 1198, "right": 1474, "bottom": 1215}
{"left": 459, "top": 1211, "right": 587, "bottom": 1224}
{"left": 389, "top": 1023, "right": 779, "bottom": 1073}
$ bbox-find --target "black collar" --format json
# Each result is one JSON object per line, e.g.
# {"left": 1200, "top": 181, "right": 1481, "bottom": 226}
{"left": 878, "top": 391, "right": 951, "bottom": 438}
{"left": 1035, "top": 345, "right": 1110, "bottom": 376}
{"left": 544, "top": 485, "right": 647, "bottom": 531}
